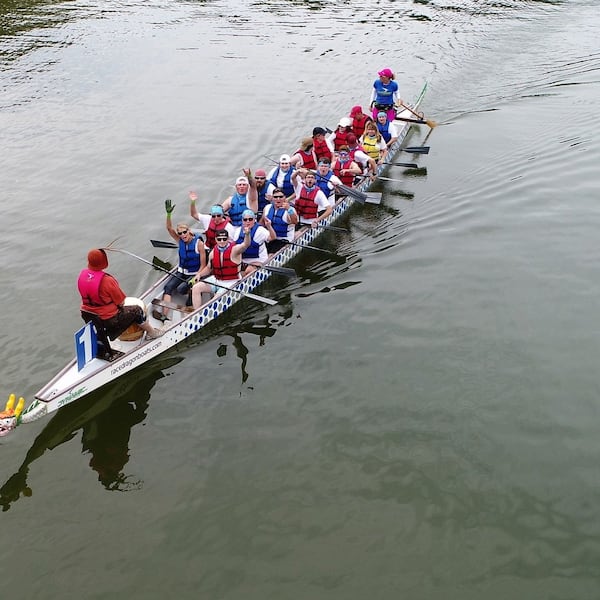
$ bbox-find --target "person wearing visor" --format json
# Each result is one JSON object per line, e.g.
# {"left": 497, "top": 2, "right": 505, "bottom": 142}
{"left": 221, "top": 168, "right": 258, "bottom": 226}
{"left": 153, "top": 198, "right": 206, "bottom": 321}
{"left": 189, "top": 226, "right": 251, "bottom": 308}
{"left": 233, "top": 209, "right": 275, "bottom": 276}
{"left": 369, "top": 67, "right": 401, "bottom": 122}
{"left": 189, "top": 191, "right": 235, "bottom": 249}
{"left": 376, "top": 111, "right": 400, "bottom": 149}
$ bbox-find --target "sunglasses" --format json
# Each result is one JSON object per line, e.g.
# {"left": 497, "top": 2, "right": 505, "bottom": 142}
{"left": 272, "top": 195, "right": 285, "bottom": 199}
{"left": 255, "top": 176, "right": 266, "bottom": 180}
{"left": 177, "top": 230, "right": 189, "bottom": 235}
{"left": 215, "top": 235, "right": 228, "bottom": 240}
{"left": 242, "top": 217, "right": 255, "bottom": 221}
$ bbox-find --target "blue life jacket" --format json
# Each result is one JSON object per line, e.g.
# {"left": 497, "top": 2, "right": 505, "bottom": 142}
{"left": 377, "top": 120, "right": 392, "bottom": 143}
{"left": 178, "top": 234, "right": 202, "bottom": 273}
{"left": 228, "top": 193, "right": 247, "bottom": 226}
{"left": 269, "top": 166, "right": 295, "bottom": 197}
{"left": 268, "top": 206, "right": 289, "bottom": 238}
{"left": 236, "top": 223, "right": 261, "bottom": 259}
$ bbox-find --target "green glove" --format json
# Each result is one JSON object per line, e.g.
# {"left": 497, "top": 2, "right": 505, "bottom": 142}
{"left": 165, "top": 198, "right": 175, "bottom": 216}
{"left": 188, "top": 277, "right": 196, "bottom": 287}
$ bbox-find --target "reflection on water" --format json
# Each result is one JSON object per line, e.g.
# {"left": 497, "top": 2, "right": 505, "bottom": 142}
{"left": 0, "top": 356, "right": 181, "bottom": 511}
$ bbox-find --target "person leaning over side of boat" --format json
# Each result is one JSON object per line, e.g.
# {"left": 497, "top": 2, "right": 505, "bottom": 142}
{"left": 314, "top": 158, "right": 342, "bottom": 206}
{"left": 312, "top": 126, "right": 334, "bottom": 164}
{"left": 291, "top": 168, "right": 333, "bottom": 228}
{"left": 233, "top": 209, "right": 275, "bottom": 276}
{"left": 349, "top": 105, "right": 373, "bottom": 139}
{"left": 327, "top": 117, "right": 354, "bottom": 152}
{"left": 261, "top": 188, "right": 298, "bottom": 253}
{"left": 267, "top": 154, "right": 296, "bottom": 201}
{"left": 78, "top": 249, "right": 164, "bottom": 341}
{"left": 221, "top": 168, "right": 258, "bottom": 227}
{"left": 152, "top": 200, "right": 207, "bottom": 321}
{"left": 290, "top": 137, "right": 317, "bottom": 171}
{"left": 360, "top": 119, "right": 388, "bottom": 164}
{"left": 190, "top": 227, "right": 251, "bottom": 308}
{"left": 332, "top": 145, "right": 362, "bottom": 188}
{"left": 375, "top": 111, "right": 400, "bottom": 149}
{"left": 189, "top": 192, "right": 235, "bottom": 249}
{"left": 369, "top": 67, "right": 401, "bottom": 122}
{"left": 346, "top": 133, "right": 377, "bottom": 180}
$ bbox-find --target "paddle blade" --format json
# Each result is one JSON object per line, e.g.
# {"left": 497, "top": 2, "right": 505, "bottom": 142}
{"left": 151, "top": 239, "right": 178, "bottom": 249}
{"left": 403, "top": 146, "right": 430, "bottom": 154}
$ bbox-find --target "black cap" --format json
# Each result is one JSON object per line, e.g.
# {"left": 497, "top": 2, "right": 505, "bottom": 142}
{"left": 312, "top": 126, "right": 326, "bottom": 136}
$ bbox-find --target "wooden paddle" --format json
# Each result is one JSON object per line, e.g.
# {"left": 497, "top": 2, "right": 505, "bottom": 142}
{"left": 397, "top": 103, "right": 437, "bottom": 128}
{"left": 150, "top": 240, "right": 296, "bottom": 278}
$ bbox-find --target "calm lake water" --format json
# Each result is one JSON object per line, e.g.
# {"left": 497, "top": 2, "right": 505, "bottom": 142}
{"left": 1, "top": 0, "right": 600, "bottom": 598}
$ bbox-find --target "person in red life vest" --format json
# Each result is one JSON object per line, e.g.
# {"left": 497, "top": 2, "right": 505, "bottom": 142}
{"left": 345, "top": 133, "right": 378, "bottom": 180}
{"left": 78, "top": 249, "right": 164, "bottom": 341}
{"left": 314, "top": 158, "right": 343, "bottom": 206}
{"left": 291, "top": 169, "right": 333, "bottom": 228}
{"left": 312, "top": 126, "right": 334, "bottom": 164}
{"left": 233, "top": 209, "right": 275, "bottom": 276}
{"left": 189, "top": 192, "right": 235, "bottom": 249}
{"left": 370, "top": 68, "right": 402, "bottom": 121}
{"left": 328, "top": 117, "right": 354, "bottom": 151}
{"left": 152, "top": 200, "right": 207, "bottom": 322}
{"left": 290, "top": 137, "right": 318, "bottom": 171}
{"left": 221, "top": 168, "right": 258, "bottom": 226}
{"left": 349, "top": 105, "right": 373, "bottom": 138}
{"left": 360, "top": 120, "right": 388, "bottom": 164}
{"left": 376, "top": 111, "right": 400, "bottom": 149}
{"left": 190, "top": 227, "right": 251, "bottom": 308}
{"left": 332, "top": 145, "right": 362, "bottom": 188}
{"left": 261, "top": 187, "right": 298, "bottom": 253}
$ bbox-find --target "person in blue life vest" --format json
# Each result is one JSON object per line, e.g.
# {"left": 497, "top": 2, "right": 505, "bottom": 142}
{"left": 375, "top": 111, "right": 400, "bottom": 149}
{"left": 189, "top": 227, "right": 252, "bottom": 308}
{"left": 152, "top": 199, "right": 207, "bottom": 321}
{"left": 291, "top": 168, "right": 333, "bottom": 228}
{"left": 261, "top": 187, "right": 298, "bottom": 253}
{"left": 267, "top": 154, "right": 296, "bottom": 201}
{"left": 314, "top": 158, "right": 342, "bottom": 205}
{"left": 221, "top": 168, "right": 258, "bottom": 226}
{"left": 233, "top": 209, "right": 275, "bottom": 276}
{"left": 370, "top": 68, "right": 402, "bottom": 121}
{"left": 253, "top": 168, "right": 274, "bottom": 217}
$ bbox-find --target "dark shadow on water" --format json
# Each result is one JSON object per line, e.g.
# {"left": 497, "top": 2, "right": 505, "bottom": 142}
{"left": 0, "top": 355, "right": 183, "bottom": 512}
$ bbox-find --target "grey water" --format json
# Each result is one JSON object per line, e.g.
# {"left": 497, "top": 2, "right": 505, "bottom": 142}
{"left": 1, "top": 0, "right": 600, "bottom": 598}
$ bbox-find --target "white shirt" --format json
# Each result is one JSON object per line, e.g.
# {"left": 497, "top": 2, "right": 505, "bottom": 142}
{"left": 233, "top": 224, "right": 271, "bottom": 263}
{"left": 264, "top": 204, "right": 295, "bottom": 242}
{"left": 293, "top": 180, "right": 331, "bottom": 224}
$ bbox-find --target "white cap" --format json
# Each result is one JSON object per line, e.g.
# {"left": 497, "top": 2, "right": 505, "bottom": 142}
{"left": 339, "top": 117, "right": 353, "bottom": 128}
{"left": 279, "top": 154, "right": 291, "bottom": 163}
{"left": 236, "top": 176, "right": 249, "bottom": 185}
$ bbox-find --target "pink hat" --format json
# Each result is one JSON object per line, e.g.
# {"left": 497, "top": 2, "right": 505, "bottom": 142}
{"left": 378, "top": 68, "right": 394, "bottom": 78}
{"left": 254, "top": 169, "right": 267, "bottom": 177}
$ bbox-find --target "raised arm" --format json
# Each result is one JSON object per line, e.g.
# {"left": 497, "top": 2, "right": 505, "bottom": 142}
{"left": 189, "top": 191, "right": 200, "bottom": 221}
{"left": 165, "top": 199, "right": 179, "bottom": 243}
{"left": 243, "top": 168, "right": 258, "bottom": 214}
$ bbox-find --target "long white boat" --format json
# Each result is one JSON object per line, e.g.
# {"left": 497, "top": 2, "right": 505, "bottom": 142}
{"left": 16, "top": 82, "right": 428, "bottom": 427}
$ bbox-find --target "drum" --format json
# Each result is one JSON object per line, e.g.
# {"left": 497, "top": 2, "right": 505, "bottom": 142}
{"left": 118, "top": 297, "right": 147, "bottom": 341}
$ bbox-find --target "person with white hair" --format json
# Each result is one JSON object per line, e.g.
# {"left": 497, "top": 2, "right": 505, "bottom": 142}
{"left": 221, "top": 167, "right": 258, "bottom": 226}
{"left": 267, "top": 154, "right": 296, "bottom": 201}
{"left": 327, "top": 117, "right": 354, "bottom": 152}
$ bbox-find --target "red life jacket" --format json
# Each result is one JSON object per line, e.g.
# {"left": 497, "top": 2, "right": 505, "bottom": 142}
{"left": 294, "top": 186, "right": 320, "bottom": 220}
{"left": 205, "top": 216, "right": 231, "bottom": 249}
{"left": 352, "top": 114, "right": 370, "bottom": 138}
{"left": 313, "top": 137, "right": 333, "bottom": 163}
{"left": 333, "top": 159, "right": 356, "bottom": 186}
{"left": 295, "top": 148, "right": 316, "bottom": 171}
{"left": 78, "top": 269, "right": 118, "bottom": 320}
{"left": 211, "top": 243, "right": 240, "bottom": 280}
{"left": 332, "top": 128, "right": 351, "bottom": 151}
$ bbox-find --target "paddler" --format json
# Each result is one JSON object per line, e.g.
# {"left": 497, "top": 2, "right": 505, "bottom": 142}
{"left": 189, "top": 227, "right": 251, "bottom": 308}
{"left": 221, "top": 168, "right": 258, "bottom": 226}
{"left": 369, "top": 67, "right": 401, "bottom": 121}
{"left": 291, "top": 168, "right": 332, "bottom": 228}
{"left": 189, "top": 192, "right": 235, "bottom": 249}
{"left": 78, "top": 249, "right": 165, "bottom": 341}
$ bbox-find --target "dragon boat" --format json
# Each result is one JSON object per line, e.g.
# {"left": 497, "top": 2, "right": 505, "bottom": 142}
{"left": 14, "top": 82, "right": 428, "bottom": 427}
